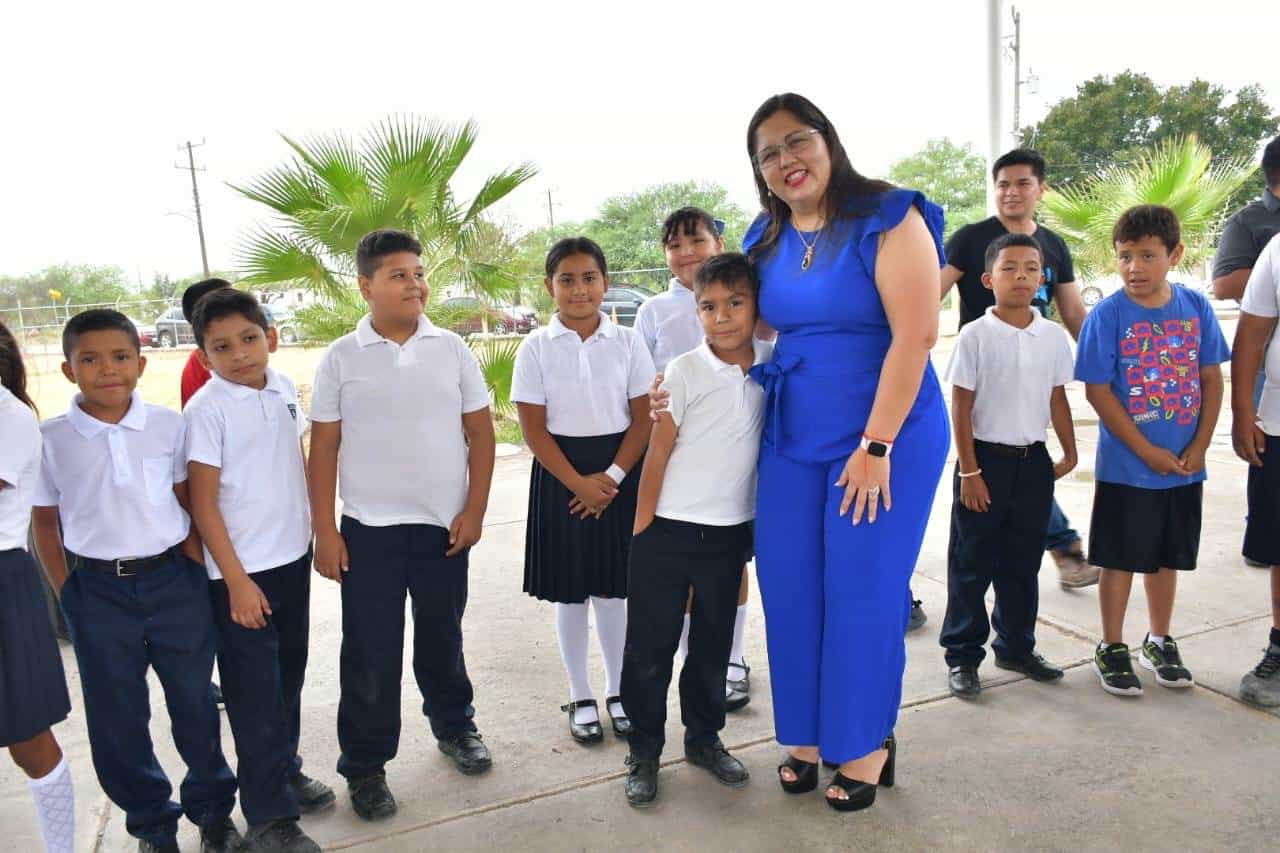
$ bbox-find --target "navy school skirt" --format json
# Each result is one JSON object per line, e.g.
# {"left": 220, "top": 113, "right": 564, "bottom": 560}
{"left": 0, "top": 548, "right": 71, "bottom": 746}
{"left": 523, "top": 432, "right": 639, "bottom": 603}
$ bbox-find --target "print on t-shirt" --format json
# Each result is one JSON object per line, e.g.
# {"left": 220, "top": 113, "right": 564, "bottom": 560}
{"left": 1121, "top": 317, "right": 1202, "bottom": 427}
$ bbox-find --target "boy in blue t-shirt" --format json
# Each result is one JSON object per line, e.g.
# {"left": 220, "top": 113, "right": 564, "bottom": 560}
{"left": 1076, "top": 205, "right": 1231, "bottom": 697}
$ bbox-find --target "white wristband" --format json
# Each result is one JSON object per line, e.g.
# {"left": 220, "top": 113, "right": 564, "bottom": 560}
{"left": 958, "top": 468, "right": 983, "bottom": 479}
{"left": 606, "top": 464, "right": 626, "bottom": 485}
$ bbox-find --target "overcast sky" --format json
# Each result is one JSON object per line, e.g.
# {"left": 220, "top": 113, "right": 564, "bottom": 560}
{"left": 4, "top": 0, "right": 1278, "bottom": 281}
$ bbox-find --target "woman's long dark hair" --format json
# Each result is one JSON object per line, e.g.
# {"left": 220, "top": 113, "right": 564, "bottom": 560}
{"left": 0, "top": 320, "right": 37, "bottom": 413}
{"left": 746, "top": 93, "right": 894, "bottom": 258}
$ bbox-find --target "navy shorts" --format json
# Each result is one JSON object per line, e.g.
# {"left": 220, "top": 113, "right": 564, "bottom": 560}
{"left": 1243, "top": 435, "right": 1280, "bottom": 567}
{"left": 1087, "top": 481, "right": 1202, "bottom": 573}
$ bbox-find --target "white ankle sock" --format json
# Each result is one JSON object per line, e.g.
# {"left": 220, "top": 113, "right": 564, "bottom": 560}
{"left": 728, "top": 604, "right": 748, "bottom": 678}
{"left": 591, "top": 596, "right": 628, "bottom": 710}
{"left": 1148, "top": 634, "right": 1167, "bottom": 648}
{"left": 556, "top": 602, "right": 598, "bottom": 724}
{"left": 27, "top": 755, "right": 74, "bottom": 853}
{"left": 677, "top": 614, "right": 691, "bottom": 661}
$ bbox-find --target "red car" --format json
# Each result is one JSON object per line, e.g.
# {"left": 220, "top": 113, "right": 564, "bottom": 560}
{"left": 441, "top": 297, "right": 537, "bottom": 334}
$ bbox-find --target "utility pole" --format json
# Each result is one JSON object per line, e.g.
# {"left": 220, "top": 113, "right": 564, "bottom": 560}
{"left": 547, "top": 188, "right": 556, "bottom": 230}
{"left": 987, "top": 0, "right": 1004, "bottom": 214}
{"left": 175, "top": 140, "right": 210, "bottom": 277}
{"left": 1010, "top": 6, "right": 1022, "bottom": 141}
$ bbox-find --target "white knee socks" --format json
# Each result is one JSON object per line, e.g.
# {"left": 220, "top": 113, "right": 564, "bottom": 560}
{"left": 555, "top": 602, "right": 598, "bottom": 724}
{"left": 591, "top": 596, "right": 627, "bottom": 711}
{"left": 27, "top": 755, "right": 74, "bottom": 853}
{"left": 729, "top": 603, "right": 748, "bottom": 673}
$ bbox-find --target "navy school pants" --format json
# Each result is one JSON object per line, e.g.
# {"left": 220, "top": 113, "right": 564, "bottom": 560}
{"left": 209, "top": 551, "right": 311, "bottom": 826}
{"left": 336, "top": 517, "right": 476, "bottom": 781}
{"left": 59, "top": 551, "right": 236, "bottom": 847}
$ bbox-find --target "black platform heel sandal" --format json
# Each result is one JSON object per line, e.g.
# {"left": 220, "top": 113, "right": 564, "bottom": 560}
{"left": 777, "top": 753, "right": 819, "bottom": 794}
{"left": 604, "top": 696, "right": 632, "bottom": 737}
{"left": 561, "top": 699, "right": 604, "bottom": 745}
{"left": 825, "top": 735, "right": 895, "bottom": 812}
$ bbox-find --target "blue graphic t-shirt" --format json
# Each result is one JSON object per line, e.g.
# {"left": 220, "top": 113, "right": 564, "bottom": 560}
{"left": 1075, "top": 284, "right": 1231, "bottom": 489}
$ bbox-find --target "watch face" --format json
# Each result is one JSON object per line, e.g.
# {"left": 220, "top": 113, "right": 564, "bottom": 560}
{"left": 867, "top": 442, "right": 888, "bottom": 458}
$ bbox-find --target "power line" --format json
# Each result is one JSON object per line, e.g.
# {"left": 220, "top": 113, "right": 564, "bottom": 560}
{"left": 175, "top": 140, "right": 210, "bottom": 277}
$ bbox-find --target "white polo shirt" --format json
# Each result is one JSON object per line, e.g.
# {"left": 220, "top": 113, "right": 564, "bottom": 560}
{"left": 184, "top": 369, "right": 311, "bottom": 579}
{"left": 655, "top": 339, "right": 772, "bottom": 526}
{"left": 35, "top": 393, "right": 190, "bottom": 559}
{"left": 634, "top": 278, "right": 704, "bottom": 374}
{"left": 1242, "top": 233, "right": 1280, "bottom": 435}
{"left": 0, "top": 386, "right": 41, "bottom": 551}
{"left": 945, "top": 308, "right": 1075, "bottom": 446}
{"left": 310, "top": 314, "right": 490, "bottom": 529}
{"left": 511, "top": 312, "right": 656, "bottom": 436}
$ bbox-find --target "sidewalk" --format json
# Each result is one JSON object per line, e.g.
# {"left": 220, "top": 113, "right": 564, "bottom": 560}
{"left": 4, "top": 362, "right": 1276, "bottom": 851}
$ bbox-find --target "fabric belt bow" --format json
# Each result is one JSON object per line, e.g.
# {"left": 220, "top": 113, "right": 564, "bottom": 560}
{"left": 748, "top": 352, "right": 802, "bottom": 450}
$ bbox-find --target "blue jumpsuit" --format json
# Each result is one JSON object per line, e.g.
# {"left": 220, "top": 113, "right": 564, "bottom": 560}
{"left": 745, "top": 189, "right": 950, "bottom": 764}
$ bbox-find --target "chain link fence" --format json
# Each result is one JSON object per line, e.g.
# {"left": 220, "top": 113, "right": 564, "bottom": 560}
{"left": 1, "top": 298, "right": 176, "bottom": 357}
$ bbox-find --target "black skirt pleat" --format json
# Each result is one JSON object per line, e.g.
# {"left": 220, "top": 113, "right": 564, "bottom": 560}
{"left": 0, "top": 548, "right": 71, "bottom": 746}
{"left": 523, "top": 432, "right": 639, "bottom": 603}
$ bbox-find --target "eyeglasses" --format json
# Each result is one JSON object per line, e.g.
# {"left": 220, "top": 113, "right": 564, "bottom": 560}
{"left": 755, "top": 129, "right": 821, "bottom": 171}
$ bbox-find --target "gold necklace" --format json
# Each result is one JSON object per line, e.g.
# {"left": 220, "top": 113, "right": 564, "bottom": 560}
{"left": 791, "top": 219, "right": 823, "bottom": 270}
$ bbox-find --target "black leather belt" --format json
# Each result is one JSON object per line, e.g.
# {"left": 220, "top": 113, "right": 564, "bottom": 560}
{"left": 975, "top": 440, "right": 1045, "bottom": 459}
{"left": 69, "top": 548, "right": 177, "bottom": 577}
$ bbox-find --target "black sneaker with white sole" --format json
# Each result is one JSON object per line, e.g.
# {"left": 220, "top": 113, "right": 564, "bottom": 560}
{"left": 1139, "top": 634, "right": 1194, "bottom": 688}
{"left": 1093, "top": 643, "right": 1143, "bottom": 696}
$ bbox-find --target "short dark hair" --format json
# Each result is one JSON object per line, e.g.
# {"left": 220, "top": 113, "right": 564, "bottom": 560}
{"left": 191, "top": 288, "right": 270, "bottom": 349}
{"left": 984, "top": 232, "right": 1043, "bottom": 272}
{"left": 545, "top": 236, "right": 608, "bottom": 278}
{"left": 992, "top": 148, "right": 1047, "bottom": 183}
{"left": 182, "top": 277, "right": 232, "bottom": 323}
{"left": 1263, "top": 136, "right": 1280, "bottom": 188}
{"left": 356, "top": 229, "right": 423, "bottom": 278}
{"left": 62, "top": 309, "right": 140, "bottom": 360}
{"left": 661, "top": 207, "right": 723, "bottom": 246}
{"left": 693, "top": 252, "right": 759, "bottom": 302}
{"left": 1112, "top": 204, "right": 1181, "bottom": 253}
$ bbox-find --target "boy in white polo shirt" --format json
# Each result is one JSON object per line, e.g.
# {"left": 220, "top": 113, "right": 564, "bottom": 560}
{"left": 184, "top": 289, "right": 333, "bottom": 853}
{"left": 30, "top": 309, "right": 240, "bottom": 853}
{"left": 1232, "top": 230, "right": 1280, "bottom": 707}
{"left": 619, "top": 253, "right": 770, "bottom": 808}
{"left": 941, "top": 233, "right": 1078, "bottom": 700}
{"left": 308, "top": 229, "right": 497, "bottom": 821}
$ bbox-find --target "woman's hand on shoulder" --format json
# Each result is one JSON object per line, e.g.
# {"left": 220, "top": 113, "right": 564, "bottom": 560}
{"left": 648, "top": 373, "right": 670, "bottom": 422}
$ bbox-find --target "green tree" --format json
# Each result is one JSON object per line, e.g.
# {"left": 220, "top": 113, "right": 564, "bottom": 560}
{"left": 1022, "top": 71, "right": 1277, "bottom": 212}
{"left": 887, "top": 138, "right": 986, "bottom": 240}
{"left": 1039, "top": 135, "right": 1256, "bottom": 280}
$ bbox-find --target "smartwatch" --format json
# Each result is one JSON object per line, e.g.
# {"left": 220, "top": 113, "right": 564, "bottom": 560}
{"left": 860, "top": 436, "right": 893, "bottom": 458}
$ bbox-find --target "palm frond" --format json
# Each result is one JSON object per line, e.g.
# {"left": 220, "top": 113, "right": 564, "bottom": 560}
{"left": 462, "top": 163, "right": 538, "bottom": 223}
{"left": 467, "top": 336, "right": 523, "bottom": 418}
{"left": 235, "top": 227, "right": 346, "bottom": 298}
{"left": 281, "top": 133, "right": 370, "bottom": 209}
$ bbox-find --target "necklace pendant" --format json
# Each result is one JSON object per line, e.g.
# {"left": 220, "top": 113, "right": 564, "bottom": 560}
{"left": 801, "top": 246, "right": 814, "bottom": 270}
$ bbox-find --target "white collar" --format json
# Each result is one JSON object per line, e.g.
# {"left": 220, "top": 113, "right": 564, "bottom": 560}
{"left": 668, "top": 277, "right": 695, "bottom": 297}
{"left": 694, "top": 338, "right": 770, "bottom": 374}
{"left": 548, "top": 311, "right": 616, "bottom": 340}
{"left": 67, "top": 391, "right": 147, "bottom": 439}
{"left": 355, "top": 313, "right": 440, "bottom": 348}
{"left": 208, "top": 367, "right": 288, "bottom": 400}
{"left": 984, "top": 306, "right": 1046, "bottom": 336}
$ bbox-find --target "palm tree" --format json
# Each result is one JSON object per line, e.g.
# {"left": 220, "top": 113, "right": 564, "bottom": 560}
{"left": 232, "top": 116, "right": 536, "bottom": 418}
{"left": 1040, "top": 135, "right": 1256, "bottom": 282}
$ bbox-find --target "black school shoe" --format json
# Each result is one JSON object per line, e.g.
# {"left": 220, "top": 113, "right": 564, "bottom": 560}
{"left": 685, "top": 740, "right": 750, "bottom": 788}
{"left": 907, "top": 600, "right": 927, "bottom": 633}
{"left": 438, "top": 730, "right": 493, "bottom": 775}
{"left": 624, "top": 755, "right": 660, "bottom": 808}
{"left": 199, "top": 816, "right": 244, "bottom": 853}
{"left": 243, "top": 818, "right": 320, "bottom": 853}
{"left": 947, "top": 665, "right": 981, "bottom": 698}
{"left": 348, "top": 773, "right": 397, "bottom": 821}
{"left": 994, "top": 651, "right": 1065, "bottom": 682}
{"left": 290, "top": 772, "right": 336, "bottom": 813}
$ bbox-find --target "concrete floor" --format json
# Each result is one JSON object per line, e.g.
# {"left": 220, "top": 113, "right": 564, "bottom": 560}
{"left": 4, "top": 344, "right": 1277, "bottom": 852}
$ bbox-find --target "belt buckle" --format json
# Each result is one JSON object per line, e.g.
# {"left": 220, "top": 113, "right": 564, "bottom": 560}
{"left": 1019, "top": 445, "right": 1029, "bottom": 458}
{"left": 114, "top": 559, "right": 136, "bottom": 577}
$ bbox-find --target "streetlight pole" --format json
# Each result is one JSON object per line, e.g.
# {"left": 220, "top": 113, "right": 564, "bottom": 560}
{"left": 987, "top": 0, "right": 1005, "bottom": 214}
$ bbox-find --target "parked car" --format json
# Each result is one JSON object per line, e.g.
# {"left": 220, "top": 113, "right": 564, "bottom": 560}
{"left": 129, "top": 317, "right": 157, "bottom": 348}
{"left": 441, "top": 296, "right": 537, "bottom": 334}
{"left": 601, "top": 286, "right": 651, "bottom": 327}
{"left": 152, "top": 306, "right": 195, "bottom": 348}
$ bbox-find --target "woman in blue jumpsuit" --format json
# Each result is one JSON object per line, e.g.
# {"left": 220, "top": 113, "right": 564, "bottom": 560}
{"left": 744, "top": 94, "right": 950, "bottom": 811}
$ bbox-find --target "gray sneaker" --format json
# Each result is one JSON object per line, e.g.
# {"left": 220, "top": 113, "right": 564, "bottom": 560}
{"left": 1240, "top": 643, "right": 1280, "bottom": 707}
{"left": 1052, "top": 548, "right": 1100, "bottom": 589}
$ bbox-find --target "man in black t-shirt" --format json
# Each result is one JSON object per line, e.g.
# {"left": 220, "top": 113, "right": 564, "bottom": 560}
{"left": 940, "top": 148, "right": 1095, "bottom": 589}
